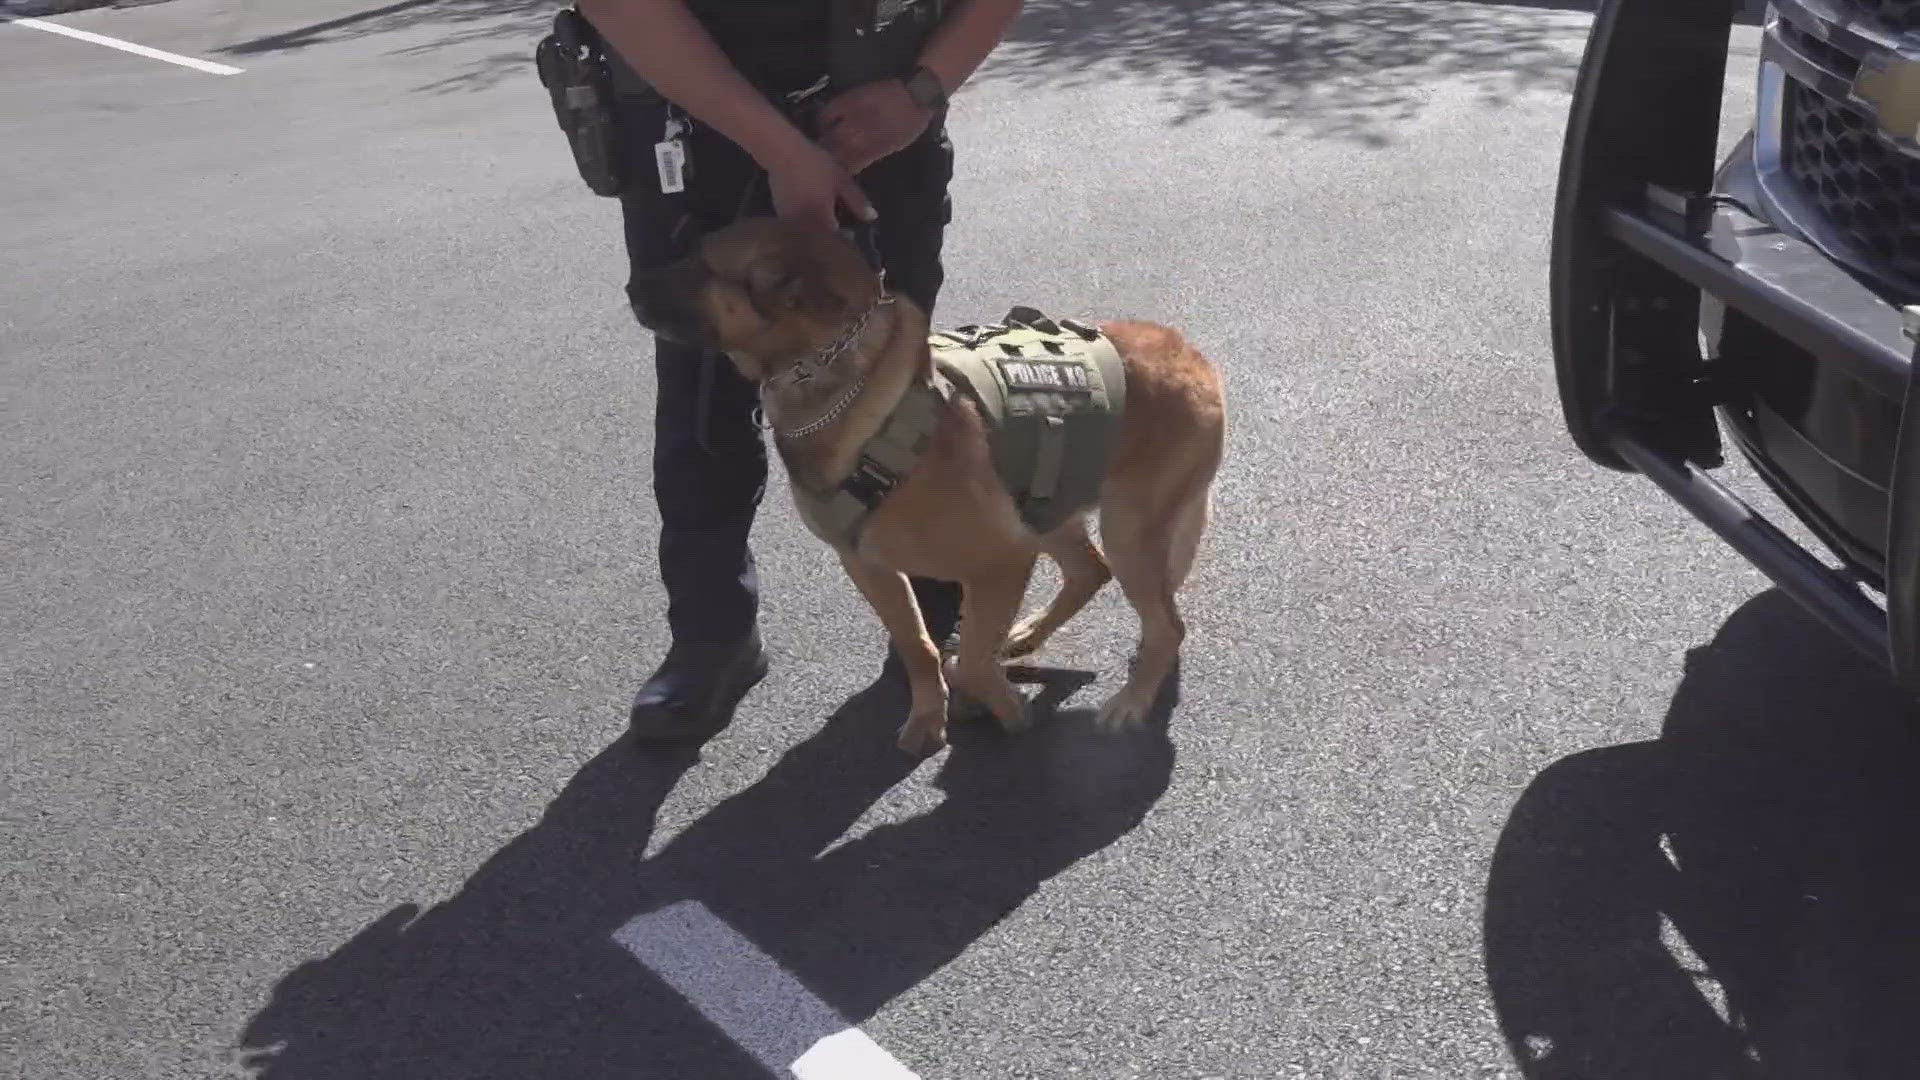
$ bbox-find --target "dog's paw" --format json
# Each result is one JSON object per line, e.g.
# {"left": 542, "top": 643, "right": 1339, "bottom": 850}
{"left": 1094, "top": 687, "right": 1151, "bottom": 733}
{"left": 1000, "top": 619, "right": 1047, "bottom": 660}
{"left": 948, "top": 694, "right": 993, "bottom": 723}
{"left": 897, "top": 712, "right": 948, "bottom": 756}
{"left": 993, "top": 696, "right": 1033, "bottom": 735}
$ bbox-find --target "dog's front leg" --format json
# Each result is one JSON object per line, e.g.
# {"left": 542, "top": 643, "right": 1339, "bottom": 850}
{"left": 950, "top": 553, "right": 1040, "bottom": 735}
{"left": 836, "top": 550, "right": 950, "bottom": 754}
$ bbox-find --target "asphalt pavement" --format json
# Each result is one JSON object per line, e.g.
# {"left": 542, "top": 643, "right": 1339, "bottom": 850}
{"left": 8, "top": 2, "right": 1920, "bottom": 1078}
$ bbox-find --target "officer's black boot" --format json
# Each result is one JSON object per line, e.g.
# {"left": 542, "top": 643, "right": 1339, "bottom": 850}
{"left": 628, "top": 633, "right": 770, "bottom": 745}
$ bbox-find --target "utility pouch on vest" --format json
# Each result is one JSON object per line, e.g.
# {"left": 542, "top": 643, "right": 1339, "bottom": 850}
{"left": 829, "top": 0, "right": 944, "bottom": 89}
{"left": 933, "top": 307, "right": 1128, "bottom": 537}
{"left": 535, "top": 7, "right": 625, "bottom": 198}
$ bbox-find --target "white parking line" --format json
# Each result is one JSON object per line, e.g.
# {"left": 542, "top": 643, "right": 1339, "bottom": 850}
{"left": 615, "top": 901, "right": 921, "bottom": 1079}
{"left": 7, "top": 16, "right": 244, "bottom": 75}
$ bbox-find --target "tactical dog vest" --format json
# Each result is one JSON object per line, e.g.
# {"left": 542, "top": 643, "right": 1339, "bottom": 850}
{"left": 794, "top": 307, "right": 1127, "bottom": 549}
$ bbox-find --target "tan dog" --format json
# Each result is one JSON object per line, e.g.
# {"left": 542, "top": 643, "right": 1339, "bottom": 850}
{"left": 630, "top": 217, "right": 1226, "bottom": 753}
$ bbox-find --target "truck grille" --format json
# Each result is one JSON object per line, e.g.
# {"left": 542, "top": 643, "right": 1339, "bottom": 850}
{"left": 1777, "top": 19, "right": 1859, "bottom": 79}
{"left": 1847, "top": 0, "right": 1920, "bottom": 33}
{"left": 1781, "top": 80, "right": 1920, "bottom": 284}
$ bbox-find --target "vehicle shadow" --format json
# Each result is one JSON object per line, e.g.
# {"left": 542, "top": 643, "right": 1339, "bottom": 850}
{"left": 234, "top": 666, "right": 1174, "bottom": 1079}
{"left": 1482, "top": 589, "right": 1920, "bottom": 1079}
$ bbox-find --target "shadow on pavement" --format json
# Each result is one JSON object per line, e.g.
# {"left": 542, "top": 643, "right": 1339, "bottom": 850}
{"left": 1467, "top": 0, "right": 1762, "bottom": 15}
{"left": 235, "top": 667, "right": 1174, "bottom": 1078}
{"left": 215, "top": 0, "right": 1614, "bottom": 135}
{"left": 982, "top": 0, "right": 1596, "bottom": 145}
{"left": 218, "top": 0, "right": 549, "bottom": 94}
{"left": 220, "top": 0, "right": 539, "bottom": 56}
{"left": 1482, "top": 589, "right": 1920, "bottom": 1079}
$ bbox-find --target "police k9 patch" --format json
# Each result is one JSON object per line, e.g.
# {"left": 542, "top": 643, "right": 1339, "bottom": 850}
{"left": 998, "top": 359, "right": 1095, "bottom": 393}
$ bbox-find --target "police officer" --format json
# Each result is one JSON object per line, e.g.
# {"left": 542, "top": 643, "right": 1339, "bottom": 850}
{"left": 574, "top": 0, "right": 1026, "bottom": 745}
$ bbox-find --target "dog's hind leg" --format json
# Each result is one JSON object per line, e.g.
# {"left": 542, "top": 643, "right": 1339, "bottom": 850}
{"left": 949, "top": 552, "right": 1039, "bottom": 734}
{"left": 1094, "top": 501, "right": 1185, "bottom": 733}
{"left": 1002, "top": 515, "right": 1111, "bottom": 660}
{"left": 1166, "top": 487, "right": 1213, "bottom": 591}
{"left": 838, "top": 550, "right": 951, "bottom": 754}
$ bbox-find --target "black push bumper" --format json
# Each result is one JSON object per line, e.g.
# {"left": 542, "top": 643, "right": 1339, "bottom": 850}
{"left": 1550, "top": 0, "right": 1920, "bottom": 694}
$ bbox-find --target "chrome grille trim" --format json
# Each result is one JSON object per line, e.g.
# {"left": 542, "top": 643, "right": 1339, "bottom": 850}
{"left": 1833, "top": 0, "right": 1920, "bottom": 35}
{"left": 1777, "top": 0, "right": 1920, "bottom": 55}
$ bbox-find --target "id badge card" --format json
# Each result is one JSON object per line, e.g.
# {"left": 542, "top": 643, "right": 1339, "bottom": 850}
{"left": 655, "top": 114, "right": 690, "bottom": 194}
{"left": 655, "top": 140, "right": 686, "bottom": 193}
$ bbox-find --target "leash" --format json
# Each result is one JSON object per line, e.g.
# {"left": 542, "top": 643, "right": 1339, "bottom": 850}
{"left": 688, "top": 174, "right": 776, "bottom": 455}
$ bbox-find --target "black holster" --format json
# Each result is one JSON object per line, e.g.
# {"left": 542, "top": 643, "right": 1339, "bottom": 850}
{"left": 534, "top": 7, "right": 625, "bottom": 198}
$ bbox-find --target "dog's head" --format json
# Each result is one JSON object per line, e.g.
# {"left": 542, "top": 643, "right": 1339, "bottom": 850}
{"left": 629, "top": 216, "right": 884, "bottom": 383}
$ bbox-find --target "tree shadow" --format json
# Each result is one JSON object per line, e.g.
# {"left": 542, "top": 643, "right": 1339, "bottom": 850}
{"left": 980, "top": 0, "right": 1600, "bottom": 146}
{"left": 212, "top": 0, "right": 1620, "bottom": 131}
{"left": 219, "top": 0, "right": 546, "bottom": 56}
{"left": 209, "top": 0, "right": 1763, "bottom": 118}
{"left": 234, "top": 666, "right": 1174, "bottom": 1078}
{"left": 217, "top": 0, "right": 551, "bottom": 95}
{"left": 211, "top": 0, "right": 1762, "bottom": 115}
{"left": 1482, "top": 589, "right": 1920, "bottom": 1079}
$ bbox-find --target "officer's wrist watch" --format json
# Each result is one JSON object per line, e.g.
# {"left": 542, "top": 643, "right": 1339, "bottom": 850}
{"left": 903, "top": 66, "right": 947, "bottom": 112}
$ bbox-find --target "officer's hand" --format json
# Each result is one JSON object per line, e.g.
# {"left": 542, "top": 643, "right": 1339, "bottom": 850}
{"left": 819, "top": 80, "right": 933, "bottom": 175}
{"left": 765, "top": 138, "right": 876, "bottom": 233}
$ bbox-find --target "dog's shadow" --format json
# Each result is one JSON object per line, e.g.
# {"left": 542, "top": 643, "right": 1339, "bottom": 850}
{"left": 1482, "top": 589, "right": 1920, "bottom": 1078}
{"left": 235, "top": 665, "right": 1176, "bottom": 1079}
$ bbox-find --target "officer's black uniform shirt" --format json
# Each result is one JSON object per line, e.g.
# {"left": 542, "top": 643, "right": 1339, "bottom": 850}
{"left": 688, "top": 0, "right": 831, "bottom": 90}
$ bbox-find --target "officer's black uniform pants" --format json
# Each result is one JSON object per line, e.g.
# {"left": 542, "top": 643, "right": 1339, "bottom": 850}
{"left": 615, "top": 96, "right": 964, "bottom": 650}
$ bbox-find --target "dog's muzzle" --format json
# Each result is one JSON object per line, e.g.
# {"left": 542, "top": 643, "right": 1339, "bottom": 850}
{"left": 628, "top": 262, "right": 708, "bottom": 347}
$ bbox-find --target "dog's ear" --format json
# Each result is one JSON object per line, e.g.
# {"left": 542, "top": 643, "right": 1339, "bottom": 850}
{"left": 742, "top": 250, "right": 847, "bottom": 325}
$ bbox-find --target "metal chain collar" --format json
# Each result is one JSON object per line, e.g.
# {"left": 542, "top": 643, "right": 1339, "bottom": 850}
{"left": 770, "top": 369, "right": 868, "bottom": 440}
{"left": 759, "top": 282, "right": 894, "bottom": 440}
